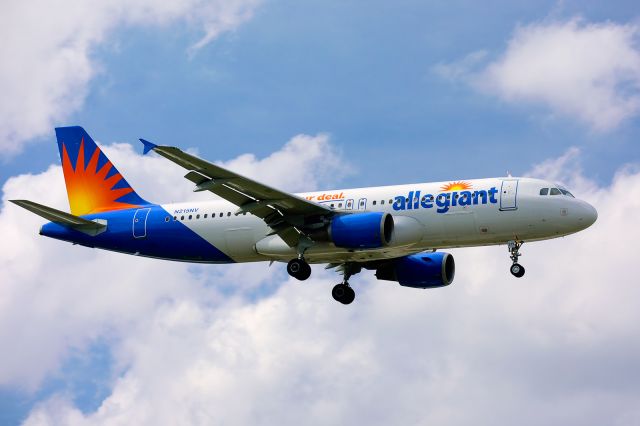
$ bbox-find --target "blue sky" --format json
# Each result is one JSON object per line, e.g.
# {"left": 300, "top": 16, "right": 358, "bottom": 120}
{"left": 2, "top": 0, "right": 638, "bottom": 187}
{"left": 2, "top": 1, "right": 640, "bottom": 425}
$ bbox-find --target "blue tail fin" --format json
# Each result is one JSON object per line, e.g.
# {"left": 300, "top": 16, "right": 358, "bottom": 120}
{"left": 55, "top": 126, "right": 149, "bottom": 216}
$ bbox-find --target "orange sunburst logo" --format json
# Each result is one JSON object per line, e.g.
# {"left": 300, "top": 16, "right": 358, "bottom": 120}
{"left": 61, "top": 138, "right": 139, "bottom": 216}
{"left": 440, "top": 181, "right": 472, "bottom": 191}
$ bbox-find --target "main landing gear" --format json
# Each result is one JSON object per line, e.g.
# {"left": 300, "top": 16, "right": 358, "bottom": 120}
{"left": 287, "top": 257, "right": 311, "bottom": 281}
{"left": 332, "top": 263, "right": 361, "bottom": 305}
{"left": 287, "top": 257, "right": 359, "bottom": 305}
{"left": 508, "top": 240, "right": 525, "bottom": 278}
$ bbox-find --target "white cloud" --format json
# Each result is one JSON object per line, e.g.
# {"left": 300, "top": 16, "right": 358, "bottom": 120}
{"left": 435, "top": 18, "right": 640, "bottom": 131}
{"left": 219, "top": 133, "right": 348, "bottom": 193}
{"left": 101, "top": 132, "right": 347, "bottom": 204}
{"left": 524, "top": 146, "right": 601, "bottom": 194}
{"left": 0, "top": 132, "right": 343, "bottom": 392}
{"left": 0, "top": 0, "right": 261, "bottom": 155}
{"left": 2, "top": 144, "right": 639, "bottom": 425}
{"left": 432, "top": 50, "right": 488, "bottom": 83}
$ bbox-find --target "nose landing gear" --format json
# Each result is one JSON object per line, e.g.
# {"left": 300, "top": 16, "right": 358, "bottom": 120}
{"left": 508, "top": 240, "right": 525, "bottom": 278}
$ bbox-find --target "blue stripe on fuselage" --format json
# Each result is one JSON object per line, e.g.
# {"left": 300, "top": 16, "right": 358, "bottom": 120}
{"left": 40, "top": 205, "right": 233, "bottom": 263}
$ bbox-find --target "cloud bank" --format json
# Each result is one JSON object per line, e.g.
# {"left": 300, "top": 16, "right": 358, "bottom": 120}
{"left": 434, "top": 18, "right": 640, "bottom": 131}
{"left": 1, "top": 140, "right": 639, "bottom": 425}
{"left": 0, "top": 0, "right": 261, "bottom": 155}
{"left": 0, "top": 132, "right": 343, "bottom": 393}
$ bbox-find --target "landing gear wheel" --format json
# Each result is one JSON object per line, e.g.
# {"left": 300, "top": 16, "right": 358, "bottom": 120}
{"left": 287, "top": 258, "right": 311, "bottom": 281}
{"left": 507, "top": 240, "right": 525, "bottom": 278}
{"left": 510, "top": 263, "right": 525, "bottom": 278}
{"left": 332, "top": 283, "right": 355, "bottom": 305}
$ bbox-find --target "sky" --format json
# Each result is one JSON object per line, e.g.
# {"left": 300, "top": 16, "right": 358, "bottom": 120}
{"left": 1, "top": 0, "right": 640, "bottom": 425}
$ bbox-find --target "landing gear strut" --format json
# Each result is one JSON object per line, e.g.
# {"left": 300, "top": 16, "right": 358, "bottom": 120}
{"left": 332, "top": 263, "right": 361, "bottom": 305}
{"left": 287, "top": 238, "right": 313, "bottom": 281}
{"left": 508, "top": 240, "right": 525, "bottom": 278}
{"left": 287, "top": 257, "right": 311, "bottom": 281}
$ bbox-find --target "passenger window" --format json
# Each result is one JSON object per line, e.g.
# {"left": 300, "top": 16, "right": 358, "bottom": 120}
{"left": 165, "top": 216, "right": 170, "bottom": 222}
{"left": 204, "top": 214, "right": 208, "bottom": 218}
{"left": 540, "top": 188, "right": 549, "bottom": 195}
{"left": 381, "top": 200, "right": 385, "bottom": 205}
{"left": 180, "top": 215, "right": 184, "bottom": 220}
{"left": 173, "top": 216, "right": 177, "bottom": 221}
{"left": 196, "top": 214, "right": 200, "bottom": 219}
{"left": 339, "top": 203, "right": 343, "bottom": 208}
{"left": 219, "top": 212, "right": 223, "bottom": 217}
{"left": 550, "top": 188, "right": 561, "bottom": 195}
{"left": 188, "top": 215, "right": 192, "bottom": 220}
{"left": 389, "top": 199, "right": 393, "bottom": 204}
{"left": 227, "top": 212, "right": 231, "bottom": 216}
{"left": 372, "top": 201, "right": 377, "bottom": 206}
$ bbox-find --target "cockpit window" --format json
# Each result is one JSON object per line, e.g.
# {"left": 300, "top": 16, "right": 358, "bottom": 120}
{"left": 539, "top": 188, "right": 549, "bottom": 195}
{"left": 559, "top": 188, "right": 575, "bottom": 198}
{"left": 550, "top": 188, "right": 561, "bottom": 195}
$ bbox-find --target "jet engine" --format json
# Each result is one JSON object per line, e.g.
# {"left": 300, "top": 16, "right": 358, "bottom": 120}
{"left": 375, "top": 252, "right": 455, "bottom": 288}
{"left": 328, "top": 212, "right": 394, "bottom": 249}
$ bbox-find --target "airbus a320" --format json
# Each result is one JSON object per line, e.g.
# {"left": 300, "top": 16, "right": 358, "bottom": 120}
{"left": 12, "top": 127, "right": 598, "bottom": 304}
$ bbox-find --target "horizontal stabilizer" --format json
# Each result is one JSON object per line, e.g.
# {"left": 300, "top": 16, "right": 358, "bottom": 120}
{"left": 10, "top": 199, "right": 107, "bottom": 236}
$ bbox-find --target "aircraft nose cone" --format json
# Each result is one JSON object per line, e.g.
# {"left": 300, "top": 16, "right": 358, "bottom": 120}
{"left": 578, "top": 201, "right": 598, "bottom": 229}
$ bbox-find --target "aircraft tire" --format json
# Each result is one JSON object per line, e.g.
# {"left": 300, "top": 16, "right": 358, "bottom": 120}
{"left": 287, "top": 258, "right": 311, "bottom": 281}
{"left": 332, "top": 284, "right": 355, "bottom": 304}
{"left": 510, "top": 263, "right": 525, "bottom": 278}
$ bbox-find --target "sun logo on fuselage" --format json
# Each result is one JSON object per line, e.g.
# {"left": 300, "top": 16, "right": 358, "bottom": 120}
{"left": 61, "top": 138, "right": 140, "bottom": 216}
{"left": 440, "top": 181, "right": 472, "bottom": 191}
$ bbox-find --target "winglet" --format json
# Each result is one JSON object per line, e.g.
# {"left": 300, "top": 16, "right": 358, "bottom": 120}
{"left": 140, "top": 139, "right": 157, "bottom": 155}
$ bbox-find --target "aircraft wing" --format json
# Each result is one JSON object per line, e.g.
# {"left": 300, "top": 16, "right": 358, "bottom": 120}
{"left": 140, "top": 139, "right": 333, "bottom": 247}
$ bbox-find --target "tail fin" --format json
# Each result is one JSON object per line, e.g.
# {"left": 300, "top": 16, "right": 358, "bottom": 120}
{"left": 55, "top": 126, "right": 149, "bottom": 216}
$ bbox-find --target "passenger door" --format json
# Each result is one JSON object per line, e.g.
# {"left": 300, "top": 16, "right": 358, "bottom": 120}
{"left": 499, "top": 179, "right": 519, "bottom": 211}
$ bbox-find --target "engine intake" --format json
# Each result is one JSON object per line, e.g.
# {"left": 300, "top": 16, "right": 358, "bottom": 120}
{"left": 375, "top": 252, "right": 455, "bottom": 288}
{"left": 329, "top": 212, "right": 394, "bottom": 249}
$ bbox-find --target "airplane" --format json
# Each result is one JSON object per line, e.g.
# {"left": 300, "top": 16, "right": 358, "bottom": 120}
{"left": 11, "top": 127, "right": 598, "bottom": 304}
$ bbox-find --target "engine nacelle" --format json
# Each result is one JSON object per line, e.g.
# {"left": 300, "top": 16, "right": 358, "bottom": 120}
{"left": 329, "top": 212, "right": 394, "bottom": 249}
{"left": 375, "top": 252, "right": 455, "bottom": 288}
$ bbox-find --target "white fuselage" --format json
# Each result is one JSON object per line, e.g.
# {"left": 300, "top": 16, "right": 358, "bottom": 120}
{"left": 160, "top": 177, "right": 597, "bottom": 264}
